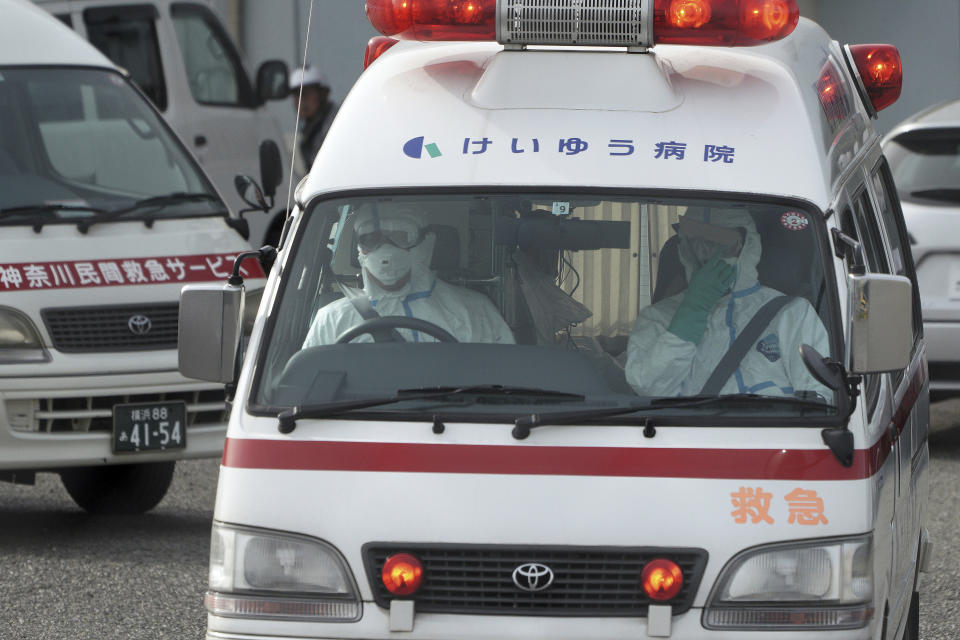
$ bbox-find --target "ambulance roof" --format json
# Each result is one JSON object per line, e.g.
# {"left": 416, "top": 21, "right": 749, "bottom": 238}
{"left": 305, "top": 18, "right": 875, "bottom": 211}
{"left": 1, "top": 0, "right": 116, "bottom": 68}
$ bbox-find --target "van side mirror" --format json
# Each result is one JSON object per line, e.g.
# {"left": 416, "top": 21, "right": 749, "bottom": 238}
{"left": 259, "top": 139, "right": 283, "bottom": 199}
{"left": 255, "top": 60, "right": 289, "bottom": 102}
{"left": 178, "top": 283, "right": 245, "bottom": 384}
{"left": 847, "top": 273, "right": 913, "bottom": 374}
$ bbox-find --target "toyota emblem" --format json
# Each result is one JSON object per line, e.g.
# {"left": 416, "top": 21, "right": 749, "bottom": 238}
{"left": 512, "top": 562, "right": 554, "bottom": 592}
{"left": 127, "top": 314, "right": 152, "bottom": 336}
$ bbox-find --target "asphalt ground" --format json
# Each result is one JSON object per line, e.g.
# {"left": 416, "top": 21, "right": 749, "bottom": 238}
{"left": 0, "top": 403, "right": 958, "bottom": 640}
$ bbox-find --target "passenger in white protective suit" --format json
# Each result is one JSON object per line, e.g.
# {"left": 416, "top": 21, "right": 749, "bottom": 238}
{"left": 302, "top": 207, "right": 514, "bottom": 346}
{"left": 625, "top": 208, "right": 831, "bottom": 398}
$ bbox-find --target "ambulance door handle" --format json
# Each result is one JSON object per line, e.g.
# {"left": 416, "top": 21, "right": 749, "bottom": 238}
{"left": 194, "top": 135, "right": 208, "bottom": 147}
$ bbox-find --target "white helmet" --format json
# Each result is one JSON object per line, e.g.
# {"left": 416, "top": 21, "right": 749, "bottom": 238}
{"left": 289, "top": 66, "right": 328, "bottom": 91}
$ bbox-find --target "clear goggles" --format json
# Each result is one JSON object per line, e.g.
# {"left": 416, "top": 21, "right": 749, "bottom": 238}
{"left": 356, "top": 218, "right": 426, "bottom": 252}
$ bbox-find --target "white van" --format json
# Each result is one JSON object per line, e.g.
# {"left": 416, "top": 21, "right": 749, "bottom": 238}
{"left": 33, "top": 0, "right": 294, "bottom": 248}
{"left": 180, "top": 2, "right": 930, "bottom": 639}
{"left": 0, "top": 0, "right": 268, "bottom": 513}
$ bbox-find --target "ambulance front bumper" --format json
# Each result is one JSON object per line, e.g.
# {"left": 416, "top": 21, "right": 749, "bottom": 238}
{"left": 205, "top": 609, "right": 878, "bottom": 640}
{"left": 0, "top": 370, "right": 227, "bottom": 469}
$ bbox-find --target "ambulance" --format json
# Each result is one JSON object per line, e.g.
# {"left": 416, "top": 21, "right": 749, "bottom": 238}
{"left": 179, "top": 1, "right": 930, "bottom": 638}
{"left": 0, "top": 0, "right": 267, "bottom": 513}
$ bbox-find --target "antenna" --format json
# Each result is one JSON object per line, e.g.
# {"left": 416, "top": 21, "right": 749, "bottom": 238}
{"left": 285, "top": 0, "right": 317, "bottom": 220}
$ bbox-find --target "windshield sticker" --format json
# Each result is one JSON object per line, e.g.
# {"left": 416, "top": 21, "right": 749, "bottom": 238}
{"left": 404, "top": 136, "right": 737, "bottom": 164}
{"left": 731, "top": 486, "right": 829, "bottom": 525}
{"left": 552, "top": 202, "right": 570, "bottom": 216}
{"left": 781, "top": 211, "right": 810, "bottom": 231}
{"left": 0, "top": 253, "right": 264, "bottom": 291}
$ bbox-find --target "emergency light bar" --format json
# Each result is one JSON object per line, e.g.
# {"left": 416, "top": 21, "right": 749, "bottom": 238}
{"left": 365, "top": 0, "right": 799, "bottom": 47}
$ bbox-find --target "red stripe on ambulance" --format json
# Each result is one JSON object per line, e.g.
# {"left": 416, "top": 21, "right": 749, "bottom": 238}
{"left": 0, "top": 253, "right": 264, "bottom": 291}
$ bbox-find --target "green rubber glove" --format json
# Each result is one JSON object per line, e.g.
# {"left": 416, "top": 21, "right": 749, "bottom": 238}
{"left": 668, "top": 254, "right": 735, "bottom": 344}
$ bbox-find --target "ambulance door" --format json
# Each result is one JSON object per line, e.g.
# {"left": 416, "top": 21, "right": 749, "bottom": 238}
{"left": 867, "top": 156, "right": 927, "bottom": 624}
{"left": 846, "top": 167, "right": 915, "bottom": 634}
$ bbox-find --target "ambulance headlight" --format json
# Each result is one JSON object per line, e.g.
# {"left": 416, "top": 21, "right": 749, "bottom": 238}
{"left": 0, "top": 307, "right": 50, "bottom": 363}
{"left": 703, "top": 535, "right": 873, "bottom": 630}
{"left": 205, "top": 522, "right": 361, "bottom": 621}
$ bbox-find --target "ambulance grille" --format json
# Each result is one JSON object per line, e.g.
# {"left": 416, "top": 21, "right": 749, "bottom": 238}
{"left": 363, "top": 544, "right": 707, "bottom": 616}
{"left": 42, "top": 303, "right": 179, "bottom": 352}
{"left": 499, "top": 0, "right": 648, "bottom": 47}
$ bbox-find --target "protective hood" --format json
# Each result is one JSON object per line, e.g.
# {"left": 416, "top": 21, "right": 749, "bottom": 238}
{"left": 677, "top": 207, "right": 761, "bottom": 291}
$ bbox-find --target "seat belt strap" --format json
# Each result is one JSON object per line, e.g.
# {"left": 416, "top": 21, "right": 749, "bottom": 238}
{"left": 699, "top": 295, "right": 793, "bottom": 396}
{"left": 336, "top": 280, "right": 404, "bottom": 342}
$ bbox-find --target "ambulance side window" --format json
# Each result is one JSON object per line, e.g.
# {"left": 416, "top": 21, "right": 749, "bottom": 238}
{"left": 840, "top": 188, "right": 887, "bottom": 421}
{"left": 871, "top": 157, "right": 923, "bottom": 345}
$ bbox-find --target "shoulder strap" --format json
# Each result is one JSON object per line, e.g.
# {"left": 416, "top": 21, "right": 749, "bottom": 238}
{"left": 699, "top": 296, "right": 793, "bottom": 396}
{"left": 337, "top": 281, "right": 405, "bottom": 342}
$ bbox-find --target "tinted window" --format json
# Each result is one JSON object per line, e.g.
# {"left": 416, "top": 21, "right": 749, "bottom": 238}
{"left": 85, "top": 7, "right": 167, "bottom": 110}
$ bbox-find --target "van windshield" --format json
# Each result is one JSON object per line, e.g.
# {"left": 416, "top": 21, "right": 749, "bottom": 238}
{"left": 253, "top": 193, "right": 839, "bottom": 422}
{"left": 0, "top": 67, "right": 221, "bottom": 225}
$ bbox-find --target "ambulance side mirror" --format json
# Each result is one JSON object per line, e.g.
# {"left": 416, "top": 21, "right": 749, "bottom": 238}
{"left": 846, "top": 273, "right": 913, "bottom": 374}
{"left": 178, "top": 283, "right": 245, "bottom": 384}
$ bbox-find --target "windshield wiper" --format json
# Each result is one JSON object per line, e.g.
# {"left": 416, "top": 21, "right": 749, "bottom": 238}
{"left": 908, "top": 188, "right": 960, "bottom": 203}
{"left": 77, "top": 192, "right": 221, "bottom": 233}
{"left": 511, "top": 393, "right": 831, "bottom": 439}
{"left": 277, "top": 385, "right": 585, "bottom": 434}
{"left": 0, "top": 203, "right": 109, "bottom": 231}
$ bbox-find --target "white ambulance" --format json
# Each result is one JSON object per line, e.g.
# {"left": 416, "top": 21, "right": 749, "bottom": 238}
{"left": 0, "top": 0, "right": 267, "bottom": 513}
{"left": 180, "top": 1, "right": 930, "bottom": 638}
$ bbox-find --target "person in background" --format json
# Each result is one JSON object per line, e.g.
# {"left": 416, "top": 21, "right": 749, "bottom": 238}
{"left": 289, "top": 65, "right": 338, "bottom": 171}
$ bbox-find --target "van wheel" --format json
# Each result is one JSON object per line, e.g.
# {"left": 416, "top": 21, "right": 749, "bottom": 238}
{"left": 60, "top": 461, "right": 175, "bottom": 514}
{"left": 902, "top": 591, "right": 920, "bottom": 640}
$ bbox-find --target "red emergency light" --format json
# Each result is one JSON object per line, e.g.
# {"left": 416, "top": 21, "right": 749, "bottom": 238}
{"left": 641, "top": 558, "right": 684, "bottom": 601}
{"left": 366, "top": 0, "right": 497, "bottom": 41}
{"left": 844, "top": 44, "right": 902, "bottom": 117}
{"left": 381, "top": 553, "right": 424, "bottom": 596}
{"left": 365, "top": 0, "right": 799, "bottom": 47}
{"left": 364, "top": 35, "right": 400, "bottom": 69}
{"left": 654, "top": 0, "right": 799, "bottom": 46}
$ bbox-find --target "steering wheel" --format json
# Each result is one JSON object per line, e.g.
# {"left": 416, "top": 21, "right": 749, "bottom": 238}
{"left": 334, "top": 316, "right": 459, "bottom": 344}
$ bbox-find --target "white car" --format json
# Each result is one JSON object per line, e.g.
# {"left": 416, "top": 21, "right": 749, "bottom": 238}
{"left": 884, "top": 100, "right": 960, "bottom": 401}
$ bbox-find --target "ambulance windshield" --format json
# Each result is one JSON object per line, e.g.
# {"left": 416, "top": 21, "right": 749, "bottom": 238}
{"left": 253, "top": 193, "right": 840, "bottom": 421}
{"left": 0, "top": 67, "right": 221, "bottom": 226}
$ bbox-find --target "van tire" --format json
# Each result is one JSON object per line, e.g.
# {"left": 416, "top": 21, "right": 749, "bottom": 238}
{"left": 60, "top": 461, "right": 175, "bottom": 514}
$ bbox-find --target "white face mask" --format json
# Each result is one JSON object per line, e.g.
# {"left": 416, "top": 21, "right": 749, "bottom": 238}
{"left": 359, "top": 243, "right": 413, "bottom": 286}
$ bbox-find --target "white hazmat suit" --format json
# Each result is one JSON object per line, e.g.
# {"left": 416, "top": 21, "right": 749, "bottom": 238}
{"left": 625, "top": 208, "right": 831, "bottom": 398}
{"left": 303, "top": 208, "right": 514, "bottom": 346}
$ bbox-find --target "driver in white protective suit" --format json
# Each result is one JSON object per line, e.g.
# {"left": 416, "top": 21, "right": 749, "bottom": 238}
{"left": 302, "top": 207, "right": 515, "bottom": 346}
{"left": 625, "top": 208, "right": 831, "bottom": 398}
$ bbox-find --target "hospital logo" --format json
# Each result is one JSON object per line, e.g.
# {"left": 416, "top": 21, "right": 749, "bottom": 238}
{"left": 403, "top": 136, "right": 442, "bottom": 159}
{"left": 756, "top": 333, "right": 781, "bottom": 362}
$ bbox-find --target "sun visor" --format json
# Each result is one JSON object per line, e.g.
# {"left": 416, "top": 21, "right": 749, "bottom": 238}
{"left": 469, "top": 50, "right": 681, "bottom": 112}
